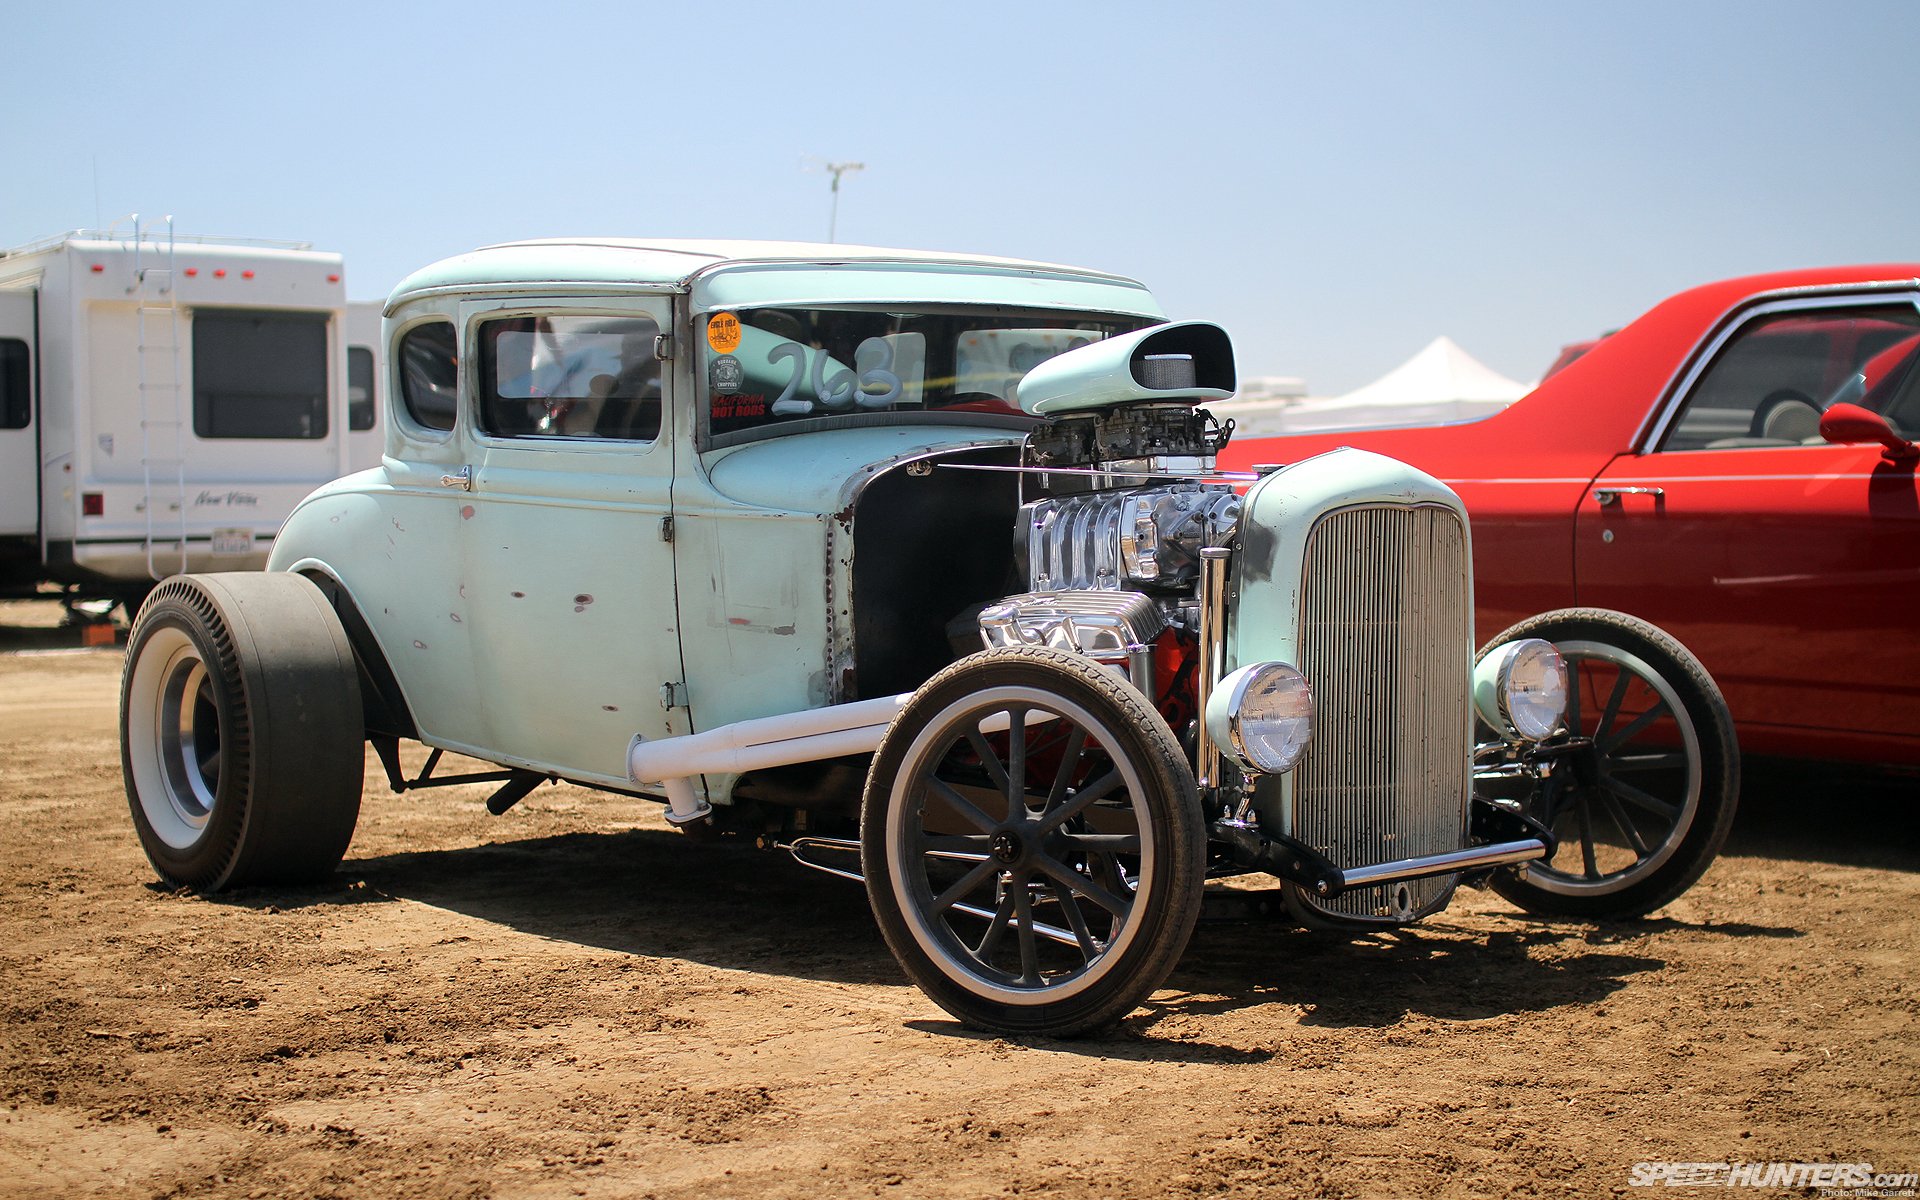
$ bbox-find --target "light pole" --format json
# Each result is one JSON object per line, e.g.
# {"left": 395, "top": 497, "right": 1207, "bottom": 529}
{"left": 825, "top": 161, "right": 865, "bottom": 243}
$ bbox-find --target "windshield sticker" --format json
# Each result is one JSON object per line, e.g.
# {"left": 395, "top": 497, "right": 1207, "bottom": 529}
{"left": 709, "top": 354, "right": 744, "bottom": 395}
{"left": 711, "top": 393, "right": 766, "bottom": 420}
{"left": 706, "top": 312, "right": 743, "bottom": 355}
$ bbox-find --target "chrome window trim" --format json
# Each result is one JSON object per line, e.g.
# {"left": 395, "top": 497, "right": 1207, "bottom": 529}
{"left": 1634, "top": 282, "right": 1920, "bottom": 454}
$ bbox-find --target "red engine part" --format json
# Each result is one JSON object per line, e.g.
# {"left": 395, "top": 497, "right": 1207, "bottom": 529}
{"left": 1151, "top": 626, "right": 1199, "bottom": 743}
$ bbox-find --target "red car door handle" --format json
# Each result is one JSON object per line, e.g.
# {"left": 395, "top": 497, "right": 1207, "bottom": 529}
{"left": 1593, "top": 486, "right": 1665, "bottom": 506}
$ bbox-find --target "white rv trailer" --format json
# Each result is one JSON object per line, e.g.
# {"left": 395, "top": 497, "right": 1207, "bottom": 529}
{"left": 0, "top": 220, "right": 384, "bottom": 609}
{"left": 346, "top": 299, "right": 384, "bottom": 466}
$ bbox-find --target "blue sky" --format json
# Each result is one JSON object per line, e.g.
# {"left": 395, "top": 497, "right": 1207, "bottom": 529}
{"left": 4, "top": 1, "right": 1915, "bottom": 394}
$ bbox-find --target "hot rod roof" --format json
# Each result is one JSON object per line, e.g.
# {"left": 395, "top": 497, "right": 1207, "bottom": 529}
{"left": 386, "top": 238, "right": 1155, "bottom": 314}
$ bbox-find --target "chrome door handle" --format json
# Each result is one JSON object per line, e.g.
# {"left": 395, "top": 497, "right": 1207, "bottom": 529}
{"left": 440, "top": 465, "right": 473, "bottom": 492}
{"left": 1593, "top": 486, "right": 1663, "bottom": 506}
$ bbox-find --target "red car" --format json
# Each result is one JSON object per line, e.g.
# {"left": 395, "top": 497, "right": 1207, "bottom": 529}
{"left": 1221, "top": 265, "right": 1920, "bottom": 769}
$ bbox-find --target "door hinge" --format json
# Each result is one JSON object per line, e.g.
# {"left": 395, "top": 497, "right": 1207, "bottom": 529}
{"left": 659, "top": 515, "right": 675, "bottom": 542}
{"left": 653, "top": 333, "right": 674, "bottom": 361}
{"left": 660, "top": 682, "right": 689, "bottom": 710}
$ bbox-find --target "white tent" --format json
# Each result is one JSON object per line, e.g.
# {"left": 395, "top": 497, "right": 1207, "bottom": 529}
{"left": 1215, "top": 337, "right": 1530, "bottom": 436}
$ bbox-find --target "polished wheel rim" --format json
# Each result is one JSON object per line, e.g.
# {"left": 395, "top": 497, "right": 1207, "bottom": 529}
{"left": 888, "top": 685, "right": 1153, "bottom": 1006}
{"left": 1520, "top": 640, "right": 1701, "bottom": 896}
{"left": 128, "top": 627, "right": 224, "bottom": 850}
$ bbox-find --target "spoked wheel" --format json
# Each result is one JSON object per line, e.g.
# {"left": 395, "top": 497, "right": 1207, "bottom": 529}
{"left": 861, "top": 647, "right": 1205, "bottom": 1037}
{"left": 122, "top": 573, "right": 366, "bottom": 890}
{"left": 1478, "top": 608, "right": 1739, "bottom": 918}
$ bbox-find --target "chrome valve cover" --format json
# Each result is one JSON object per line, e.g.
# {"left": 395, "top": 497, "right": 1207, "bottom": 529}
{"left": 977, "top": 590, "right": 1166, "bottom": 699}
{"left": 977, "top": 589, "right": 1166, "bottom": 657}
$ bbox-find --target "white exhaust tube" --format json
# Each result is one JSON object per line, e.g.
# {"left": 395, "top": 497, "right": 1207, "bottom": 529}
{"left": 629, "top": 694, "right": 914, "bottom": 825}
{"left": 628, "top": 692, "right": 1057, "bottom": 826}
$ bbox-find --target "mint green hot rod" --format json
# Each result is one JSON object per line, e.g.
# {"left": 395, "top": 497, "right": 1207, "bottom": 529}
{"left": 118, "top": 241, "right": 1738, "bottom": 1036}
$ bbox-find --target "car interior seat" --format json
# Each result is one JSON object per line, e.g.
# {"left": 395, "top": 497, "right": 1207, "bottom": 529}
{"left": 1747, "top": 389, "right": 1822, "bottom": 443}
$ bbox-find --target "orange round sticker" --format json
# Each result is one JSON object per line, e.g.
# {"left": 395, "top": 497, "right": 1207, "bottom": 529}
{"left": 707, "top": 312, "right": 742, "bottom": 354}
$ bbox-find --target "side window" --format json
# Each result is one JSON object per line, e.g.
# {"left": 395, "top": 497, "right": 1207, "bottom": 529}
{"left": 397, "top": 321, "right": 458, "bottom": 433}
{"left": 1661, "top": 306, "right": 1920, "bottom": 451}
{"left": 0, "top": 339, "right": 27, "bottom": 429}
{"left": 347, "top": 346, "right": 376, "bottom": 431}
{"left": 477, "top": 314, "right": 662, "bottom": 441}
{"left": 192, "top": 310, "right": 329, "bottom": 439}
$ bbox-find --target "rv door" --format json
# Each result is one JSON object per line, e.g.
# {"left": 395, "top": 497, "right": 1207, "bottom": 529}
{"left": 0, "top": 292, "right": 35, "bottom": 540}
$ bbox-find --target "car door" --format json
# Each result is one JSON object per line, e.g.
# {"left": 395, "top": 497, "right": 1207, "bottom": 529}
{"left": 454, "top": 297, "right": 689, "bottom": 785}
{"left": 1574, "top": 295, "right": 1920, "bottom": 751}
{"left": 0, "top": 291, "right": 36, "bottom": 541}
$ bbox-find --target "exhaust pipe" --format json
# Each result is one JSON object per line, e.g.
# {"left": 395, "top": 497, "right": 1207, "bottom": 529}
{"left": 629, "top": 693, "right": 913, "bottom": 824}
{"left": 627, "top": 693, "right": 1060, "bottom": 826}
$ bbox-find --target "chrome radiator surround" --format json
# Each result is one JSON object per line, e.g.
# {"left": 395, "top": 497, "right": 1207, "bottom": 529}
{"left": 1287, "top": 502, "right": 1474, "bottom": 924}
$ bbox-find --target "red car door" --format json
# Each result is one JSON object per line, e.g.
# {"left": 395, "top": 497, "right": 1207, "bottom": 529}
{"left": 1573, "top": 299, "right": 1920, "bottom": 760}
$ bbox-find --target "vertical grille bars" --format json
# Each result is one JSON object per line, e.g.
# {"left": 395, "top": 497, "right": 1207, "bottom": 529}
{"left": 1292, "top": 505, "right": 1471, "bottom": 921}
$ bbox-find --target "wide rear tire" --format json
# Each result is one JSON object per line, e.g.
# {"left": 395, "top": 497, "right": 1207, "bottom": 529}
{"left": 121, "top": 572, "right": 365, "bottom": 890}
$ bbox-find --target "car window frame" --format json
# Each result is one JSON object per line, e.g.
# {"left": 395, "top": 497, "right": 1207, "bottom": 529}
{"left": 460, "top": 296, "right": 675, "bottom": 460}
{"left": 690, "top": 302, "right": 1154, "bottom": 453}
{"left": 1636, "top": 288, "right": 1920, "bottom": 455}
{"left": 392, "top": 314, "right": 461, "bottom": 440}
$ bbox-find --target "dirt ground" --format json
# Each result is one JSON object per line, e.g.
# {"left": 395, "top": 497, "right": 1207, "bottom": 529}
{"left": 2, "top": 621, "right": 1916, "bottom": 1198}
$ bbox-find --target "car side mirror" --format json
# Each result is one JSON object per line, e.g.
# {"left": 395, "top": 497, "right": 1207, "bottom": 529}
{"left": 1819, "top": 402, "right": 1919, "bottom": 461}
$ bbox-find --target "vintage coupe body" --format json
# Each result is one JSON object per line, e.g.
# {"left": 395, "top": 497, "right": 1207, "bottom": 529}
{"left": 1223, "top": 266, "right": 1920, "bottom": 769}
{"left": 119, "top": 241, "right": 1739, "bottom": 1035}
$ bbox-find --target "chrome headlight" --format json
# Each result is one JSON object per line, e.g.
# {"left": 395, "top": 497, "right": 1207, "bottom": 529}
{"left": 1474, "top": 638, "right": 1568, "bottom": 741}
{"left": 1205, "top": 661, "right": 1314, "bottom": 774}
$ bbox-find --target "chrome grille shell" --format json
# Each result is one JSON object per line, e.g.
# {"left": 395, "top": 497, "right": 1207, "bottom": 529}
{"left": 1224, "top": 448, "right": 1475, "bottom": 927}
{"left": 1290, "top": 503, "right": 1473, "bottom": 921}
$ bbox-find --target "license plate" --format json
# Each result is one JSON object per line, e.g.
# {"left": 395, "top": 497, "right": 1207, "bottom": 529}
{"left": 210, "top": 528, "right": 254, "bottom": 556}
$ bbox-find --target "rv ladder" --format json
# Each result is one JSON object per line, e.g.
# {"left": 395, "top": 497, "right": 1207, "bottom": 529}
{"left": 133, "top": 215, "right": 188, "bottom": 581}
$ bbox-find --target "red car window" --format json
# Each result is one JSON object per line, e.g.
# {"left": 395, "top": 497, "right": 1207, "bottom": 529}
{"left": 1859, "top": 333, "right": 1920, "bottom": 433}
{"left": 1660, "top": 306, "right": 1920, "bottom": 451}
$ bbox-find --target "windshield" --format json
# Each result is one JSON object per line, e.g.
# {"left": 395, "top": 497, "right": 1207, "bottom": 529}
{"left": 700, "top": 306, "right": 1155, "bottom": 446}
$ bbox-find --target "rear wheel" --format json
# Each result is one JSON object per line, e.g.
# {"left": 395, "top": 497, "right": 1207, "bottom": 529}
{"left": 862, "top": 647, "right": 1205, "bottom": 1037}
{"left": 121, "top": 573, "right": 365, "bottom": 890}
{"left": 1478, "top": 608, "right": 1738, "bottom": 918}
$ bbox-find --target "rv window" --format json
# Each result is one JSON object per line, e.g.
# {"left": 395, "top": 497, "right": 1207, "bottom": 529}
{"left": 477, "top": 314, "right": 661, "bottom": 441}
{"left": 348, "top": 346, "right": 376, "bottom": 431}
{"left": 192, "top": 310, "right": 329, "bottom": 440}
{"left": 0, "top": 339, "right": 26, "bottom": 429}
{"left": 398, "top": 321, "right": 458, "bottom": 432}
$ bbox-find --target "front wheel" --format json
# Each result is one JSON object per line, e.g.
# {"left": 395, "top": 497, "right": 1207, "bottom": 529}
{"left": 861, "top": 647, "right": 1206, "bottom": 1037}
{"left": 121, "top": 573, "right": 366, "bottom": 890}
{"left": 1478, "top": 608, "right": 1739, "bottom": 918}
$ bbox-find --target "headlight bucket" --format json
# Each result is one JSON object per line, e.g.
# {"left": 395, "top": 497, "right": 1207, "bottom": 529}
{"left": 1474, "top": 637, "right": 1568, "bottom": 741}
{"left": 1204, "top": 661, "right": 1314, "bottom": 775}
